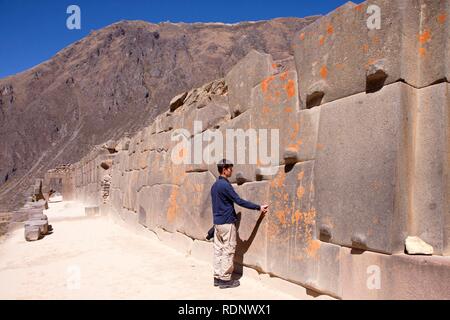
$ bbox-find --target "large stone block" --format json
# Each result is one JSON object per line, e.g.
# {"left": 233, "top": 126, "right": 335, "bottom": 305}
{"left": 446, "top": 84, "right": 450, "bottom": 256}
{"left": 315, "top": 242, "right": 341, "bottom": 298}
{"left": 180, "top": 98, "right": 230, "bottom": 136}
{"left": 129, "top": 150, "right": 139, "bottom": 172}
{"left": 146, "top": 132, "right": 187, "bottom": 187}
{"left": 314, "top": 82, "right": 449, "bottom": 254}
{"left": 85, "top": 206, "right": 100, "bottom": 217}
{"left": 136, "top": 167, "right": 148, "bottom": 192}
{"left": 293, "top": 0, "right": 450, "bottom": 107}
{"left": 156, "top": 111, "right": 181, "bottom": 133}
{"left": 218, "top": 112, "right": 257, "bottom": 184}
{"left": 314, "top": 83, "right": 410, "bottom": 254}
{"left": 176, "top": 171, "right": 216, "bottom": 240}
{"left": 251, "top": 70, "right": 301, "bottom": 167}
{"left": 234, "top": 181, "right": 270, "bottom": 271}
{"left": 109, "top": 188, "right": 123, "bottom": 215}
{"left": 24, "top": 225, "right": 41, "bottom": 242}
{"left": 259, "top": 274, "right": 312, "bottom": 300}
{"left": 340, "top": 247, "right": 450, "bottom": 300}
{"left": 409, "top": 83, "right": 449, "bottom": 254}
{"left": 24, "top": 220, "right": 48, "bottom": 236}
{"left": 297, "top": 108, "right": 321, "bottom": 162}
{"left": 226, "top": 50, "right": 275, "bottom": 117}
{"left": 138, "top": 150, "right": 149, "bottom": 170}
{"left": 146, "top": 131, "right": 172, "bottom": 153}
{"left": 266, "top": 162, "right": 319, "bottom": 286}
{"left": 116, "top": 137, "right": 131, "bottom": 151}
{"left": 122, "top": 170, "right": 139, "bottom": 212}
{"left": 138, "top": 184, "right": 179, "bottom": 233}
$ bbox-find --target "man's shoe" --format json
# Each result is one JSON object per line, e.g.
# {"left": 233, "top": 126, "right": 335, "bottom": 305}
{"left": 214, "top": 278, "right": 221, "bottom": 287}
{"left": 206, "top": 227, "right": 215, "bottom": 241}
{"left": 219, "top": 279, "right": 240, "bottom": 289}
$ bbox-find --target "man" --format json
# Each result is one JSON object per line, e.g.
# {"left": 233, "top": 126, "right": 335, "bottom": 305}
{"left": 210, "top": 159, "right": 268, "bottom": 289}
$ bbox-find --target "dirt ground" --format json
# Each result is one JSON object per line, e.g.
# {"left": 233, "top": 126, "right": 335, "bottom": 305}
{"left": 0, "top": 201, "right": 316, "bottom": 300}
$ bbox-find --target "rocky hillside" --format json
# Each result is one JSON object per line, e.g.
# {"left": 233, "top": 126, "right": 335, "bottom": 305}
{"left": 0, "top": 17, "right": 318, "bottom": 211}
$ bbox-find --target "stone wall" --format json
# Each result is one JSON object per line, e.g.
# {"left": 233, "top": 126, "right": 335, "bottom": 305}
{"left": 59, "top": 0, "right": 450, "bottom": 299}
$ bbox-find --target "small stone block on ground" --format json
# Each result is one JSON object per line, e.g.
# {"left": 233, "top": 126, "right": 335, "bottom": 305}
{"left": 85, "top": 206, "right": 100, "bottom": 217}
{"left": 24, "top": 225, "right": 41, "bottom": 242}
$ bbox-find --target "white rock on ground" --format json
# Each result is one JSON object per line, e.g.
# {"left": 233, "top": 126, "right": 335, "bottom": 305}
{"left": 405, "top": 236, "right": 434, "bottom": 255}
{"left": 0, "top": 201, "right": 329, "bottom": 300}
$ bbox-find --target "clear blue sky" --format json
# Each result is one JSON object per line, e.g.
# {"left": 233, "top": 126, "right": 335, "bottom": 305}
{"left": 0, "top": 0, "right": 364, "bottom": 79}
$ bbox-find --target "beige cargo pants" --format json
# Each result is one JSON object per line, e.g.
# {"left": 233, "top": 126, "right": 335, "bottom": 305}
{"left": 213, "top": 223, "right": 237, "bottom": 281}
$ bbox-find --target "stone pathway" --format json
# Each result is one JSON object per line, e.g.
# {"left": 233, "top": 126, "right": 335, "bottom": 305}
{"left": 0, "top": 201, "right": 310, "bottom": 300}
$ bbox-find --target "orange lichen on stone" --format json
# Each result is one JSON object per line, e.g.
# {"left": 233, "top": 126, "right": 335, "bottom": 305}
{"left": 354, "top": 4, "right": 363, "bottom": 11}
{"left": 262, "top": 106, "right": 270, "bottom": 114}
{"left": 293, "top": 210, "right": 302, "bottom": 225}
{"left": 367, "top": 58, "right": 376, "bottom": 66}
{"left": 178, "top": 148, "right": 185, "bottom": 159}
{"left": 271, "top": 170, "right": 286, "bottom": 189}
{"left": 297, "top": 186, "right": 305, "bottom": 199}
{"left": 288, "top": 144, "right": 300, "bottom": 152}
{"left": 290, "top": 123, "right": 300, "bottom": 141}
{"left": 419, "top": 47, "right": 426, "bottom": 57}
{"left": 320, "top": 66, "right": 328, "bottom": 79}
{"left": 319, "top": 35, "right": 325, "bottom": 46}
{"left": 284, "top": 106, "right": 293, "bottom": 113}
{"left": 327, "top": 24, "right": 334, "bottom": 35}
{"left": 362, "top": 44, "right": 369, "bottom": 53}
{"left": 365, "top": 58, "right": 381, "bottom": 70}
{"left": 166, "top": 188, "right": 179, "bottom": 223}
{"left": 297, "top": 170, "right": 304, "bottom": 181}
{"left": 261, "top": 75, "right": 275, "bottom": 93}
{"left": 335, "top": 63, "right": 345, "bottom": 70}
{"left": 285, "top": 79, "right": 295, "bottom": 98}
{"left": 303, "top": 207, "right": 316, "bottom": 225}
{"left": 280, "top": 71, "right": 288, "bottom": 81}
{"left": 438, "top": 14, "right": 447, "bottom": 24}
{"left": 299, "top": 33, "right": 305, "bottom": 41}
{"left": 276, "top": 210, "right": 287, "bottom": 225}
{"left": 288, "top": 139, "right": 303, "bottom": 152}
{"left": 173, "top": 170, "right": 186, "bottom": 185}
{"left": 306, "top": 240, "right": 321, "bottom": 258}
{"left": 272, "top": 63, "right": 278, "bottom": 69}
{"left": 267, "top": 219, "right": 279, "bottom": 239}
{"left": 418, "top": 30, "right": 431, "bottom": 44}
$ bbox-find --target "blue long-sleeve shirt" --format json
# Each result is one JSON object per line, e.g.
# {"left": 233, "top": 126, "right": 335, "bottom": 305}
{"left": 211, "top": 176, "right": 261, "bottom": 225}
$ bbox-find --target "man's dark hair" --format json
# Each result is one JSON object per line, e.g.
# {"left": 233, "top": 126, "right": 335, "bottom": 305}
{"left": 217, "top": 159, "right": 234, "bottom": 174}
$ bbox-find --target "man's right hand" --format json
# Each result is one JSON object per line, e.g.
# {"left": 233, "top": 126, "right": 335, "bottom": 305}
{"left": 260, "top": 204, "right": 269, "bottom": 214}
